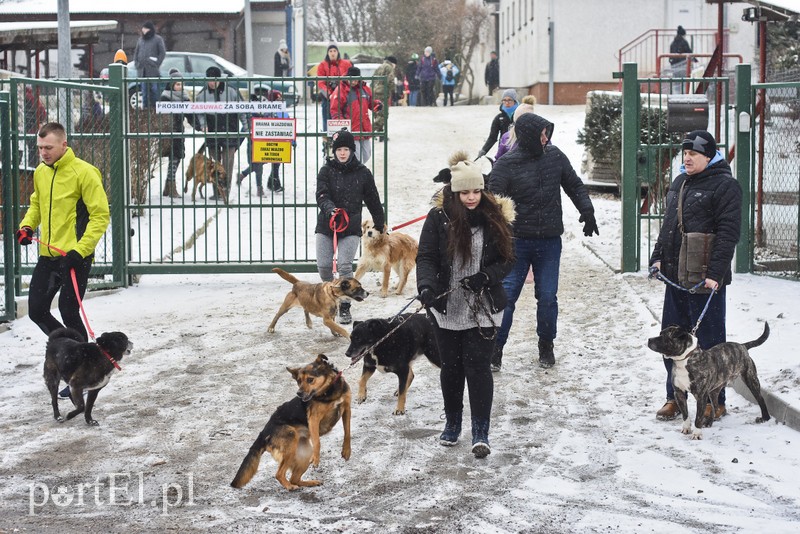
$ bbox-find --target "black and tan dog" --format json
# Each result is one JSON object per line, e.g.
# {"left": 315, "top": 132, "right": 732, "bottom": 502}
{"left": 268, "top": 268, "right": 369, "bottom": 339}
{"left": 230, "top": 354, "right": 352, "bottom": 491}
{"left": 345, "top": 314, "right": 441, "bottom": 415}
{"left": 183, "top": 152, "right": 227, "bottom": 203}
{"left": 44, "top": 327, "right": 132, "bottom": 426}
{"left": 354, "top": 219, "right": 418, "bottom": 297}
{"left": 647, "top": 323, "right": 771, "bottom": 440}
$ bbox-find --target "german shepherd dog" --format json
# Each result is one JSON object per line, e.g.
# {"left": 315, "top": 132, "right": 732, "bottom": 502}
{"left": 647, "top": 323, "right": 771, "bottom": 440}
{"left": 354, "top": 219, "right": 418, "bottom": 297}
{"left": 230, "top": 355, "right": 352, "bottom": 490}
{"left": 268, "top": 268, "right": 369, "bottom": 339}
{"left": 44, "top": 328, "right": 132, "bottom": 426}
{"left": 184, "top": 152, "right": 227, "bottom": 203}
{"left": 345, "top": 314, "right": 441, "bottom": 414}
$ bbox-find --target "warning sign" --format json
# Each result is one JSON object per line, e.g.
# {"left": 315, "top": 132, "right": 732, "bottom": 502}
{"left": 252, "top": 140, "right": 292, "bottom": 163}
{"left": 252, "top": 118, "right": 296, "bottom": 141}
{"left": 326, "top": 119, "right": 351, "bottom": 136}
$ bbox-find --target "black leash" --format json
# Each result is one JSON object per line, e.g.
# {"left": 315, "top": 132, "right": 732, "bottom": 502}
{"left": 648, "top": 267, "right": 716, "bottom": 335}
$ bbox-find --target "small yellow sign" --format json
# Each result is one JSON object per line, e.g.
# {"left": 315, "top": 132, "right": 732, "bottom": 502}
{"left": 252, "top": 141, "right": 292, "bottom": 163}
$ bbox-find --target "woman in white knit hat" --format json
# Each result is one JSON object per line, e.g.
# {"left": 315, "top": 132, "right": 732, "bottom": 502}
{"left": 416, "top": 151, "right": 515, "bottom": 458}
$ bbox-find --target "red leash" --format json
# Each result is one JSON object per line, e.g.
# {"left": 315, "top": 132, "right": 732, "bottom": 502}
{"left": 328, "top": 209, "right": 349, "bottom": 278}
{"left": 31, "top": 237, "right": 121, "bottom": 371}
{"left": 391, "top": 214, "right": 427, "bottom": 232}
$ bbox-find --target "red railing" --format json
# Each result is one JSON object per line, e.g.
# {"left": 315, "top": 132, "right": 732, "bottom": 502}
{"left": 617, "top": 28, "right": 728, "bottom": 86}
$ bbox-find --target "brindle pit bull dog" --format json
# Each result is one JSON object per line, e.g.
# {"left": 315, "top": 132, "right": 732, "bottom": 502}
{"left": 647, "top": 323, "right": 771, "bottom": 440}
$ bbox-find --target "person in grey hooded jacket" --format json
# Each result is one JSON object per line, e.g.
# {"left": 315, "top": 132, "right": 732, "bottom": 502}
{"left": 488, "top": 113, "right": 598, "bottom": 371}
{"left": 133, "top": 21, "right": 166, "bottom": 109}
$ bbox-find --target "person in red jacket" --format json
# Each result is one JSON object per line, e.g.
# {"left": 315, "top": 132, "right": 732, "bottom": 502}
{"left": 330, "top": 66, "right": 383, "bottom": 164}
{"left": 316, "top": 42, "right": 352, "bottom": 133}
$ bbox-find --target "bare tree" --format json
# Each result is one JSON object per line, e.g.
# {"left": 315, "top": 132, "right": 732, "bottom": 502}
{"left": 307, "top": 0, "right": 386, "bottom": 42}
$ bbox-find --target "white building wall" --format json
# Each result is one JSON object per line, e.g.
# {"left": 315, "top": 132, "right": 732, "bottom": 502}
{"left": 498, "top": 0, "right": 757, "bottom": 91}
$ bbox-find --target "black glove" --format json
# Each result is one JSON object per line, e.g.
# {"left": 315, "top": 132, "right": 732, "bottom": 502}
{"left": 460, "top": 272, "right": 489, "bottom": 293}
{"left": 579, "top": 213, "right": 599, "bottom": 237}
{"left": 418, "top": 288, "right": 436, "bottom": 307}
{"left": 64, "top": 250, "right": 85, "bottom": 272}
{"left": 648, "top": 264, "right": 660, "bottom": 279}
{"left": 16, "top": 226, "right": 33, "bottom": 246}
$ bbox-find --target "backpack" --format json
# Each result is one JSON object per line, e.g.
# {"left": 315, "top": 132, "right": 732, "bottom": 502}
{"left": 445, "top": 69, "right": 454, "bottom": 82}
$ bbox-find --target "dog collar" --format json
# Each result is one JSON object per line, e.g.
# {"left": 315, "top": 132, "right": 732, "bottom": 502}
{"left": 100, "top": 347, "right": 122, "bottom": 371}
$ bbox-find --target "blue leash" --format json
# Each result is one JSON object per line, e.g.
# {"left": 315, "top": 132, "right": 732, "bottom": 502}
{"left": 649, "top": 267, "right": 716, "bottom": 335}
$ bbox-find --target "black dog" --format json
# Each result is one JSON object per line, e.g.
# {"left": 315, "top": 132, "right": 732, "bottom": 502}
{"left": 345, "top": 314, "right": 441, "bottom": 414}
{"left": 44, "top": 328, "right": 132, "bottom": 426}
{"left": 647, "top": 323, "right": 770, "bottom": 439}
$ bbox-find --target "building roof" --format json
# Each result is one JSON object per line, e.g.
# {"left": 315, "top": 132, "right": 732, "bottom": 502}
{"left": 0, "top": 0, "right": 279, "bottom": 16}
{"left": 746, "top": 1, "right": 800, "bottom": 19}
{"left": 0, "top": 19, "right": 118, "bottom": 49}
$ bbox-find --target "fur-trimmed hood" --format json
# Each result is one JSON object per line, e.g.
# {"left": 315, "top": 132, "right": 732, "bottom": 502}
{"left": 430, "top": 187, "right": 516, "bottom": 225}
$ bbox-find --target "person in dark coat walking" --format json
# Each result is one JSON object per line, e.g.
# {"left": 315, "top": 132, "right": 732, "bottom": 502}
{"left": 315, "top": 129, "right": 385, "bottom": 324}
{"left": 488, "top": 113, "right": 598, "bottom": 371}
{"left": 417, "top": 46, "right": 439, "bottom": 106}
{"left": 405, "top": 53, "right": 421, "bottom": 107}
{"left": 416, "top": 152, "right": 515, "bottom": 458}
{"left": 485, "top": 51, "right": 500, "bottom": 95}
{"left": 670, "top": 26, "right": 693, "bottom": 93}
{"left": 132, "top": 21, "right": 166, "bottom": 109}
{"left": 159, "top": 68, "right": 191, "bottom": 199}
{"left": 477, "top": 88, "right": 517, "bottom": 159}
{"left": 649, "top": 130, "right": 742, "bottom": 421}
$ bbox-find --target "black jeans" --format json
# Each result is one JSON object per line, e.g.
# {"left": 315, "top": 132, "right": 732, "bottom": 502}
{"left": 28, "top": 254, "right": 93, "bottom": 342}
{"left": 431, "top": 317, "right": 495, "bottom": 419}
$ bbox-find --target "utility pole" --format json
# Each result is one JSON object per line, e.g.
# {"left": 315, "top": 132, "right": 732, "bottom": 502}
{"left": 57, "top": 0, "right": 71, "bottom": 78}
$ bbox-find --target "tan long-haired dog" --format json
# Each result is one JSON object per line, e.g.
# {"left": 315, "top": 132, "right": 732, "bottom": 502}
{"left": 230, "top": 355, "right": 351, "bottom": 490}
{"left": 354, "top": 220, "right": 418, "bottom": 297}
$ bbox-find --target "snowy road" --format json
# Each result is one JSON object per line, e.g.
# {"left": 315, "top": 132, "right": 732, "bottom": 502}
{"left": 1, "top": 104, "right": 799, "bottom": 533}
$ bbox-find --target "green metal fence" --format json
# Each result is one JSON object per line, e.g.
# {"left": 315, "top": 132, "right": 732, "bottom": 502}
{"left": 1, "top": 66, "right": 391, "bottom": 321}
{"left": 619, "top": 62, "right": 749, "bottom": 274}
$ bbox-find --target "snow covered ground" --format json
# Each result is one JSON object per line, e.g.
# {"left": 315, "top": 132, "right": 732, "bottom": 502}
{"left": 1, "top": 103, "right": 799, "bottom": 533}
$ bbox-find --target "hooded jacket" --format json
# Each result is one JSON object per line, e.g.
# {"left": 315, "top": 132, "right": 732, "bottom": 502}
{"left": 649, "top": 154, "right": 741, "bottom": 286}
{"left": 488, "top": 113, "right": 594, "bottom": 239}
{"left": 315, "top": 155, "right": 385, "bottom": 238}
{"left": 133, "top": 23, "right": 166, "bottom": 77}
{"left": 20, "top": 147, "right": 110, "bottom": 259}
{"left": 416, "top": 189, "right": 516, "bottom": 315}
{"left": 330, "top": 82, "right": 381, "bottom": 140}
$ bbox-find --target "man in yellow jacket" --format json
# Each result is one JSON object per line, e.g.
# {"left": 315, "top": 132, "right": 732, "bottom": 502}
{"left": 16, "top": 122, "right": 110, "bottom": 344}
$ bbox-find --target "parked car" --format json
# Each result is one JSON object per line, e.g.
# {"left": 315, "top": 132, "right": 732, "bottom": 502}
{"left": 101, "top": 51, "right": 298, "bottom": 109}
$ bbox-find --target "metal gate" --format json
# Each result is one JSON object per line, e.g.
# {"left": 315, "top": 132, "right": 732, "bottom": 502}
{"left": 619, "top": 62, "right": 751, "bottom": 275}
{"left": 1, "top": 65, "right": 391, "bottom": 322}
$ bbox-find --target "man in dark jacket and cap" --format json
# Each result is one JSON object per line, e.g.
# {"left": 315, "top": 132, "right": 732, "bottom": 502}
{"left": 133, "top": 21, "right": 166, "bottom": 109}
{"left": 488, "top": 113, "right": 598, "bottom": 371}
{"left": 649, "top": 130, "right": 742, "bottom": 421}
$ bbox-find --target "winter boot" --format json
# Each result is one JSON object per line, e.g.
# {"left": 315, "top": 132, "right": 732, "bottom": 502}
{"left": 471, "top": 416, "right": 491, "bottom": 458}
{"left": 256, "top": 185, "right": 264, "bottom": 197}
{"left": 439, "top": 412, "right": 462, "bottom": 446}
{"left": 538, "top": 339, "right": 555, "bottom": 368}
{"left": 268, "top": 174, "right": 284, "bottom": 193}
{"left": 162, "top": 179, "right": 180, "bottom": 198}
{"left": 490, "top": 344, "right": 504, "bottom": 372}
{"left": 338, "top": 302, "right": 352, "bottom": 325}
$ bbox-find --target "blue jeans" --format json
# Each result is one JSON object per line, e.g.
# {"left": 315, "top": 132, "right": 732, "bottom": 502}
{"left": 409, "top": 90, "right": 419, "bottom": 107}
{"left": 496, "top": 236, "right": 562, "bottom": 348}
{"left": 661, "top": 285, "right": 727, "bottom": 404}
{"left": 141, "top": 80, "right": 160, "bottom": 109}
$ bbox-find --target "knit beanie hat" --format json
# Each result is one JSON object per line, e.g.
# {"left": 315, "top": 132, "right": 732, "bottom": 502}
{"left": 331, "top": 129, "right": 356, "bottom": 152}
{"left": 169, "top": 68, "right": 182, "bottom": 78}
{"left": 113, "top": 49, "right": 128, "bottom": 64}
{"left": 502, "top": 88, "right": 518, "bottom": 102}
{"left": 206, "top": 66, "right": 222, "bottom": 78}
{"left": 386, "top": 56, "right": 397, "bottom": 65}
{"left": 327, "top": 41, "right": 339, "bottom": 52}
{"left": 347, "top": 66, "right": 361, "bottom": 77}
{"left": 677, "top": 25, "right": 686, "bottom": 36}
{"left": 512, "top": 103, "right": 535, "bottom": 123}
{"left": 450, "top": 160, "right": 484, "bottom": 192}
{"left": 682, "top": 130, "right": 716, "bottom": 158}
{"left": 424, "top": 46, "right": 433, "bottom": 55}
{"left": 279, "top": 39, "right": 288, "bottom": 51}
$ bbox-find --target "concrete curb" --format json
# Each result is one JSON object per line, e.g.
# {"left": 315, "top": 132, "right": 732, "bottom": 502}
{"left": 582, "top": 241, "right": 800, "bottom": 433}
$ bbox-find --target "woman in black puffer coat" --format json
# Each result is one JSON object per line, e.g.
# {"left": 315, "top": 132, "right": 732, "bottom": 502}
{"left": 315, "top": 129, "right": 385, "bottom": 324}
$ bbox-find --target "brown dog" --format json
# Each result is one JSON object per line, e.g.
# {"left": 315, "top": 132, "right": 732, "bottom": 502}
{"left": 268, "top": 268, "right": 369, "bottom": 339}
{"left": 183, "top": 152, "right": 227, "bottom": 203}
{"left": 230, "top": 354, "right": 351, "bottom": 490}
{"left": 354, "top": 219, "right": 418, "bottom": 297}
